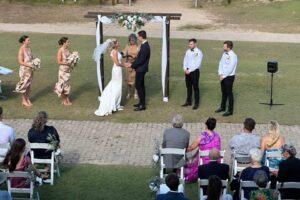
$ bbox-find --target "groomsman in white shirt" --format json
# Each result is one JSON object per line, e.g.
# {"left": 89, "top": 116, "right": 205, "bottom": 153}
{"left": 182, "top": 38, "right": 203, "bottom": 110}
{"left": 215, "top": 41, "right": 238, "bottom": 116}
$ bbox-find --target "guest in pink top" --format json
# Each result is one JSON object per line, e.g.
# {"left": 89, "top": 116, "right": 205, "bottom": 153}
{"left": 184, "top": 117, "right": 221, "bottom": 182}
{"left": 2, "top": 138, "right": 40, "bottom": 188}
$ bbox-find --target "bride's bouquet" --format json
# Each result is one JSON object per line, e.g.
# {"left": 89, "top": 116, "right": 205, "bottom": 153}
{"left": 67, "top": 51, "right": 80, "bottom": 69}
{"left": 31, "top": 58, "right": 41, "bottom": 70}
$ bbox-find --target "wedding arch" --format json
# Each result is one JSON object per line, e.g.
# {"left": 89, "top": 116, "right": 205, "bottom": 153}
{"left": 84, "top": 12, "right": 181, "bottom": 102}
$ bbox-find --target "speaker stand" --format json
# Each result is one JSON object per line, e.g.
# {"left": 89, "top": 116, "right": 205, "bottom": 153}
{"left": 260, "top": 73, "right": 284, "bottom": 110}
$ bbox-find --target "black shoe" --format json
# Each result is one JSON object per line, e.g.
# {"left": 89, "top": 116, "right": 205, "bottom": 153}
{"left": 215, "top": 107, "right": 225, "bottom": 113}
{"left": 133, "top": 103, "right": 140, "bottom": 108}
{"left": 192, "top": 104, "right": 199, "bottom": 110}
{"left": 134, "top": 106, "right": 146, "bottom": 111}
{"left": 181, "top": 102, "right": 192, "bottom": 107}
{"left": 223, "top": 111, "right": 233, "bottom": 117}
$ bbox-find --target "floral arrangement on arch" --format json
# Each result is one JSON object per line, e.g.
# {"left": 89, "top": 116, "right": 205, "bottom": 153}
{"left": 113, "top": 13, "right": 153, "bottom": 32}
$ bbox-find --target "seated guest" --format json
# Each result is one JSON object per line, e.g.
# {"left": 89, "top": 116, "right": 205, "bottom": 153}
{"left": 201, "top": 175, "right": 232, "bottom": 200}
{"left": 2, "top": 138, "right": 41, "bottom": 188}
{"left": 28, "top": 111, "right": 60, "bottom": 159}
{"left": 238, "top": 148, "right": 270, "bottom": 200}
{"left": 249, "top": 170, "right": 279, "bottom": 200}
{"left": 277, "top": 144, "right": 300, "bottom": 199}
{"left": 162, "top": 114, "right": 190, "bottom": 169}
{"left": 229, "top": 118, "right": 260, "bottom": 162}
{"left": 0, "top": 106, "right": 16, "bottom": 156}
{"left": 155, "top": 173, "right": 190, "bottom": 200}
{"left": 198, "top": 149, "right": 229, "bottom": 194}
{"left": 185, "top": 117, "right": 221, "bottom": 181}
{"left": 260, "top": 120, "right": 284, "bottom": 171}
{"left": 198, "top": 148, "right": 229, "bottom": 180}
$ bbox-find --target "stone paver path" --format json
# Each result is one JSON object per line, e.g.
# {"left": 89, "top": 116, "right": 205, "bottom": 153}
{"left": 4, "top": 119, "right": 300, "bottom": 166}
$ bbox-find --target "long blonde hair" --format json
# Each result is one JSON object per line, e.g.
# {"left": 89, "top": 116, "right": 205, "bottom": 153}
{"left": 266, "top": 120, "right": 281, "bottom": 147}
{"left": 108, "top": 38, "right": 118, "bottom": 53}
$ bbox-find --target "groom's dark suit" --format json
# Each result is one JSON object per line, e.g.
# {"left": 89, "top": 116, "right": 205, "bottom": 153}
{"left": 131, "top": 41, "right": 151, "bottom": 108}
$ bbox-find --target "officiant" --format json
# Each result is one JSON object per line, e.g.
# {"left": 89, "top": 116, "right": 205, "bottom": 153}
{"left": 181, "top": 38, "right": 203, "bottom": 110}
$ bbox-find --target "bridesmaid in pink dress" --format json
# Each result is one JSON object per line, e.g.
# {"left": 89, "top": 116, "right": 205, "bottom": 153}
{"left": 15, "top": 35, "right": 34, "bottom": 108}
{"left": 185, "top": 117, "right": 221, "bottom": 182}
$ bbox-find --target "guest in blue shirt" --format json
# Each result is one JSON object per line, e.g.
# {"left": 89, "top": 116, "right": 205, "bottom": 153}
{"left": 28, "top": 111, "right": 60, "bottom": 159}
{"left": 155, "top": 173, "right": 190, "bottom": 200}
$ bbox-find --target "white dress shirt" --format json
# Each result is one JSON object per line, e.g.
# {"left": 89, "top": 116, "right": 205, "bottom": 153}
{"left": 183, "top": 47, "right": 203, "bottom": 73}
{"left": 0, "top": 121, "right": 16, "bottom": 156}
{"left": 218, "top": 50, "right": 238, "bottom": 79}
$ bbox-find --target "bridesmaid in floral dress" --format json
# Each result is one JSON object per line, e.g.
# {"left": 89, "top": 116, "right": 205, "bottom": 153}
{"left": 54, "top": 37, "right": 72, "bottom": 106}
{"left": 185, "top": 117, "right": 221, "bottom": 182}
{"left": 15, "top": 35, "right": 34, "bottom": 108}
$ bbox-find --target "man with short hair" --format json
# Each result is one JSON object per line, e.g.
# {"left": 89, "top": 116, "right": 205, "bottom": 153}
{"left": 228, "top": 118, "right": 260, "bottom": 155}
{"left": 277, "top": 144, "right": 300, "bottom": 199}
{"left": 0, "top": 106, "right": 16, "bottom": 156}
{"left": 162, "top": 114, "right": 190, "bottom": 169}
{"left": 215, "top": 40, "right": 237, "bottom": 116}
{"left": 182, "top": 38, "right": 203, "bottom": 110}
{"left": 198, "top": 148, "right": 230, "bottom": 180}
{"left": 155, "top": 173, "right": 190, "bottom": 200}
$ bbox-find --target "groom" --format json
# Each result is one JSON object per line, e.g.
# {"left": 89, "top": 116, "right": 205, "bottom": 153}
{"left": 125, "top": 30, "right": 151, "bottom": 111}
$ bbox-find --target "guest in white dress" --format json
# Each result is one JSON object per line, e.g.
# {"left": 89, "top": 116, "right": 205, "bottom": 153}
{"left": 95, "top": 39, "right": 126, "bottom": 117}
{"left": 201, "top": 175, "right": 232, "bottom": 200}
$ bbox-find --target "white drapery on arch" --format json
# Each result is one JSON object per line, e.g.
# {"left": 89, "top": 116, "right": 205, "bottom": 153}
{"left": 93, "top": 15, "right": 168, "bottom": 102}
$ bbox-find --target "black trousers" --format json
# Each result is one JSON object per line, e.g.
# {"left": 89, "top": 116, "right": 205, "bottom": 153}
{"left": 135, "top": 72, "right": 146, "bottom": 107}
{"left": 220, "top": 75, "right": 235, "bottom": 113}
{"left": 185, "top": 69, "right": 200, "bottom": 105}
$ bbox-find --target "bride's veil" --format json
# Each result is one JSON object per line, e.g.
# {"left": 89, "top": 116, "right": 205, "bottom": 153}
{"left": 93, "top": 39, "right": 112, "bottom": 62}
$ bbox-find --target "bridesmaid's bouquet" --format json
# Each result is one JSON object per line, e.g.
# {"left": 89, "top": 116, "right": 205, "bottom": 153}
{"left": 67, "top": 51, "right": 80, "bottom": 69}
{"left": 31, "top": 58, "right": 41, "bottom": 70}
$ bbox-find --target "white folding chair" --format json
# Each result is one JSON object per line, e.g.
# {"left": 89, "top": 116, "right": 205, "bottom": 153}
{"left": 6, "top": 171, "right": 40, "bottom": 200}
{"left": 0, "top": 142, "right": 10, "bottom": 163}
{"left": 276, "top": 181, "right": 300, "bottom": 200}
{"left": 29, "top": 143, "right": 60, "bottom": 185}
{"left": 265, "top": 150, "right": 282, "bottom": 168}
{"left": 231, "top": 152, "right": 251, "bottom": 180}
{"left": 198, "top": 178, "right": 228, "bottom": 200}
{"left": 240, "top": 180, "right": 270, "bottom": 200}
{"left": 160, "top": 148, "right": 186, "bottom": 179}
{"left": 0, "top": 79, "right": 2, "bottom": 94}
{"left": 198, "top": 150, "right": 226, "bottom": 166}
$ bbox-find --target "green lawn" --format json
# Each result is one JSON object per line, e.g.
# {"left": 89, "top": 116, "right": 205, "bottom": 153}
{"left": 37, "top": 165, "right": 197, "bottom": 200}
{"left": 0, "top": 32, "right": 300, "bottom": 124}
{"left": 206, "top": 0, "right": 300, "bottom": 33}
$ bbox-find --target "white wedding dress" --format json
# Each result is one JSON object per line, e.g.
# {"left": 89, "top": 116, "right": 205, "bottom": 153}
{"left": 95, "top": 50, "right": 122, "bottom": 116}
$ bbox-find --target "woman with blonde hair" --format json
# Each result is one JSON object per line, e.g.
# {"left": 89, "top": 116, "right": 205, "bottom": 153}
{"left": 260, "top": 120, "right": 285, "bottom": 170}
{"left": 95, "top": 38, "right": 127, "bottom": 116}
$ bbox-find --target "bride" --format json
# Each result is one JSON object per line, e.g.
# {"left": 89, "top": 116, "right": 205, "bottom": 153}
{"left": 95, "top": 38, "right": 126, "bottom": 116}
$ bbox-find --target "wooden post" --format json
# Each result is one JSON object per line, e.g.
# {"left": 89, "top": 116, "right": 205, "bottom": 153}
{"left": 194, "top": 0, "right": 198, "bottom": 7}
{"left": 96, "top": 21, "right": 105, "bottom": 95}
{"left": 100, "top": 21, "right": 105, "bottom": 92}
{"left": 164, "top": 17, "right": 170, "bottom": 101}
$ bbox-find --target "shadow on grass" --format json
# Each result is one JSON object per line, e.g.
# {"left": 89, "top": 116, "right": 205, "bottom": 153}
{"left": 31, "top": 85, "right": 54, "bottom": 102}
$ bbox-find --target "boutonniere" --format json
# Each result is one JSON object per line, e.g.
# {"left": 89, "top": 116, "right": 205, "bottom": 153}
{"left": 194, "top": 53, "right": 198, "bottom": 57}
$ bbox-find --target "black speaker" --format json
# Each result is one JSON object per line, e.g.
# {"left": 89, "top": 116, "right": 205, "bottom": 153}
{"left": 267, "top": 61, "right": 278, "bottom": 73}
